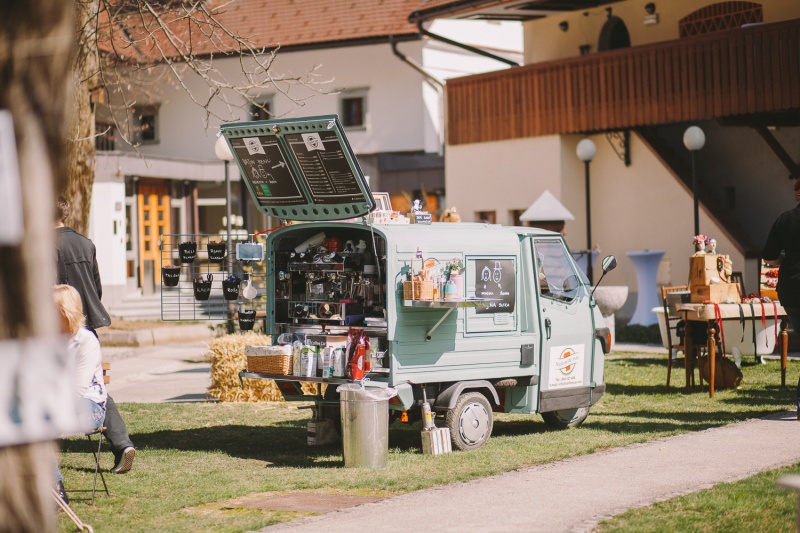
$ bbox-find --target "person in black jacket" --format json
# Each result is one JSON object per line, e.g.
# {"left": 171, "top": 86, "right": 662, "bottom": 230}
{"left": 56, "top": 196, "right": 137, "bottom": 472}
{"left": 762, "top": 177, "right": 800, "bottom": 421}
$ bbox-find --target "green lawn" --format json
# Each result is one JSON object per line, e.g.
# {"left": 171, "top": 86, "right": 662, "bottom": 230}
{"left": 58, "top": 355, "right": 798, "bottom": 533}
{"left": 598, "top": 462, "right": 800, "bottom": 532}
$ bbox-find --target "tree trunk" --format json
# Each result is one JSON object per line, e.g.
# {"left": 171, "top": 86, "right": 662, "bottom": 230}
{"left": 64, "top": 0, "right": 100, "bottom": 235}
{"left": 0, "top": 0, "right": 75, "bottom": 531}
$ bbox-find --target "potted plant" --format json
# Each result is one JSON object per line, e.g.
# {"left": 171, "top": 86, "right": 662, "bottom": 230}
{"left": 162, "top": 265, "right": 181, "bottom": 287}
{"left": 179, "top": 241, "right": 197, "bottom": 263}
{"left": 445, "top": 258, "right": 465, "bottom": 297}
{"left": 238, "top": 309, "right": 256, "bottom": 331}
{"left": 207, "top": 241, "right": 227, "bottom": 263}
{"left": 192, "top": 274, "right": 213, "bottom": 301}
{"left": 222, "top": 275, "right": 241, "bottom": 301}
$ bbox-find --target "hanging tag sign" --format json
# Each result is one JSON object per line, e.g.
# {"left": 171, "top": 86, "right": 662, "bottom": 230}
{"left": 0, "top": 110, "right": 23, "bottom": 246}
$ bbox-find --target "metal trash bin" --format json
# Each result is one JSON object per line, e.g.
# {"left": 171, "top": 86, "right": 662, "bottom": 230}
{"left": 337, "top": 383, "right": 397, "bottom": 468}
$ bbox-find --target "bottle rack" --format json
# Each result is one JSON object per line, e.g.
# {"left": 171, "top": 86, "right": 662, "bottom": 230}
{"left": 159, "top": 234, "right": 268, "bottom": 322}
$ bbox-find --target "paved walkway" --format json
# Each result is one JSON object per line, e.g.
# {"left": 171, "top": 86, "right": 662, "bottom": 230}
{"left": 257, "top": 412, "right": 800, "bottom": 533}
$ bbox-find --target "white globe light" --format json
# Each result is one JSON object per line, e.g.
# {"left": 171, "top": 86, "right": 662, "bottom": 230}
{"left": 576, "top": 138, "right": 597, "bottom": 162}
{"left": 214, "top": 133, "right": 234, "bottom": 161}
{"left": 683, "top": 126, "right": 706, "bottom": 151}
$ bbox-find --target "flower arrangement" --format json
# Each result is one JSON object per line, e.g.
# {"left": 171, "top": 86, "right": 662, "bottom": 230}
{"left": 445, "top": 258, "right": 464, "bottom": 279}
{"left": 692, "top": 234, "right": 710, "bottom": 246}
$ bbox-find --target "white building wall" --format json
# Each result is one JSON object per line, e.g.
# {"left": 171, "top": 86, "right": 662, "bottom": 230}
{"left": 447, "top": 133, "right": 747, "bottom": 318}
{"left": 445, "top": 136, "right": 564, "bottom": 226}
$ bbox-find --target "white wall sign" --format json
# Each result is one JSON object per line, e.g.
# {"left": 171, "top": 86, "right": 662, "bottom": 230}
{"left": 547, "top": 343, "right": 585, "bottom": 389}
{"left": 0, "top": 110, "right": 23, "bottom": 246}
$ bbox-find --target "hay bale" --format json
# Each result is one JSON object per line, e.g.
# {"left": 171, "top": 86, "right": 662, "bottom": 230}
{"left": 207, "top": 333, "right": 319, "bottom": 402}
{"left": 207, "top": 332, "right": 282, "bottom": 402}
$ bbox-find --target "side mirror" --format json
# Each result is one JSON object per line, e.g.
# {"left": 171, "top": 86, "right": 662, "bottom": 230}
{"left": 591, "top": 255, "right": 617, "bottom": 299}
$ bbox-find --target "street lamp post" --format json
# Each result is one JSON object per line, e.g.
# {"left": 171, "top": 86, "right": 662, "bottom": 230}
{"left": 215, "top": 133, "right": 235, "bottom": 330}
{"left": 683, "top": 126, "right": 706, "bottom": 236}
{"left": 577, "top": 138, "right": 597, "bottom": 284}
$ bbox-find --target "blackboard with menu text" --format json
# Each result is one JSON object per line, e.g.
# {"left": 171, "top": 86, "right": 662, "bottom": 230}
{"left": 229, "top": 136, "right": 306, "bottom": 206}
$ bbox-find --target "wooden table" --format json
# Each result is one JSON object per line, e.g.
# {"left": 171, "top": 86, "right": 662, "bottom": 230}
{"left": 677, "top": 302, "right": 790, "bottom": 397}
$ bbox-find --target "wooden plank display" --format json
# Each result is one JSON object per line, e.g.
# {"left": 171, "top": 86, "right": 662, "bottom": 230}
{"left": 474, "top": 258, "right": 515, "bottom": 314}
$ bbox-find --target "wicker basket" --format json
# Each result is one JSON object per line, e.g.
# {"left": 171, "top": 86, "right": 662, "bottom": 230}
{"left": 404, "top": 280, "right": 434, "bottom": 300}
{"left": 246, "top": 354, "right": 292, "bottom": 375}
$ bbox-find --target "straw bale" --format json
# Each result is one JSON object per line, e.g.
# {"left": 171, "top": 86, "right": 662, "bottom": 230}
{"left": 207, "top": 332, "right": 319, "bottom": 402}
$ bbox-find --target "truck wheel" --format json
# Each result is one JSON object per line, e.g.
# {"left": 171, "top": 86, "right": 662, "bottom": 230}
{"left": 445, "top": 392, "right": 493, "bottom": 451}
{"left": 541, "top": 407, "right": 589, "bottom": 429}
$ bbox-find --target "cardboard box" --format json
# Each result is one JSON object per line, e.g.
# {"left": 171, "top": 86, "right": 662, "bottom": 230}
{"left": 688, "top": 255, "right": 721, "bottom": 286}
{"left": 689, "top": 283, "right": 741, "bottom": 303}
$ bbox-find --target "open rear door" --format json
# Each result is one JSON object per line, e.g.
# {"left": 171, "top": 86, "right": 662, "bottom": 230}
{"left": 219, "top": 115, "right": 375, "bottom": 221}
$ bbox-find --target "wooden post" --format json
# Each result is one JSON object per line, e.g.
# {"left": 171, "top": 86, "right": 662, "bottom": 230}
{"left": 684, "top": 318, "right": 694, "bottom": 390}
{"left": 780, "top": 318, "right": 789, "bottom": 388}
{"left": 707, "top": 323, "right": 717, "bottom": 398}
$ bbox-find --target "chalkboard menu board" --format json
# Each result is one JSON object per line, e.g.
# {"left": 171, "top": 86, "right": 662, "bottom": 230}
{"left": 220, "top": 115, "right": 375, "bottom": 221}
{"left": 229, "top": 136, "right": 306, "bottom": 206}
{"left": 285, "top": 131, "right": 365, "bottom": 204}
{"left": 474, "top": 259, "right": 516, "bottom": 314}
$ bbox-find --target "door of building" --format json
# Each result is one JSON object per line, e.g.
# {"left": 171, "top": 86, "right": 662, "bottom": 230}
{"left": 137, "top": 180, "right": 170, "bottom": 294}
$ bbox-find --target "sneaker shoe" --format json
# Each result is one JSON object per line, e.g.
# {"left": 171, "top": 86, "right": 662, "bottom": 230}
{"left": 111, "top": 447, "right": 135, "bottom": 474}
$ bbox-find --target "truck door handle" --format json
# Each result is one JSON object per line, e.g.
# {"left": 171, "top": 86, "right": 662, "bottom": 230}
{"left": 545, "top": 318, "right": 551, "bottom": 339}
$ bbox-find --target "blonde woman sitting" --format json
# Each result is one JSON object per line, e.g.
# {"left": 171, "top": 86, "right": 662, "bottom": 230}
{"left": 53, "top": 284, "right": 108, "bottom": 502}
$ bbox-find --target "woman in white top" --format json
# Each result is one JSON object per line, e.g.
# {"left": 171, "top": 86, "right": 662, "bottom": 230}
{"left": 54, "top": 284, "right": 108, "bottom": 501}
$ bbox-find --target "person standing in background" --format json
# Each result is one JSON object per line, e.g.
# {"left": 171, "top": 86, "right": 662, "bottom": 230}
{"left": 55, "top": 196, "right": 137, "bottom": 472}
{"left": 762, "top": 177, "right": 800, "bottom": 421}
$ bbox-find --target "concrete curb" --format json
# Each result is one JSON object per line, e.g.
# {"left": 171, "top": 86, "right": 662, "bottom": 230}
{"left": 98, "top": 324, "right": 214, "bottom": 347}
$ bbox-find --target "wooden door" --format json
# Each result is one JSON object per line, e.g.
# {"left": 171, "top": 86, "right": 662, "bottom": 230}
{"left": 137, "top": 180, "right": 170, "bottom": 289}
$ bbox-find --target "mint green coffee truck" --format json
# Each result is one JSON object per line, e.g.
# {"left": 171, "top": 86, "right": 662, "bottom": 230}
{"left": 222, "top": 116, "right": 616, "bottom": 451}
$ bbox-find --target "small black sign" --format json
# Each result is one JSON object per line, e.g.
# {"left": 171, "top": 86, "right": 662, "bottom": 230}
{"left": 474, "top": 259, "right": 515, "bottom": 314}
{"left": 410, "top": 213, "right": 432, "bottom": 225}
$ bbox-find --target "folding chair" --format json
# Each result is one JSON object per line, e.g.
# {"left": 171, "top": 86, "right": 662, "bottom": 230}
{"left": 66, "top": 362, "right": 111, "bottom": 504}
{"left": 661, "top": 285, "right": 698, "bottom": 390}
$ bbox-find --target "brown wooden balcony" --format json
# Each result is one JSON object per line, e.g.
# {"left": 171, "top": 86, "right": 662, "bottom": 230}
{"left": 446, "top": 18, "right": 800, "bottom": 145}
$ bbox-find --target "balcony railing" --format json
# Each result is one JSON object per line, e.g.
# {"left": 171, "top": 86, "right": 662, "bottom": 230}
{"left": 446, "top": 18, "right": 800, "bottom": 145}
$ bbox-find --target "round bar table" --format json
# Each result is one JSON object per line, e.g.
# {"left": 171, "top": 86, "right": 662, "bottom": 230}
{"left": 626, "top": 250, "right": 665, "bottom": 326}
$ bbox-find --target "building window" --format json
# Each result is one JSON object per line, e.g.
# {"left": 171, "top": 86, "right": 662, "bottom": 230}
{"left": 95, "top": 123, "right": 116, "bottom": 151}
{"left": 133, "top": 105, "right": 159, "bottom": 144}
{"left": 340, "top": 89, "right": 367, "bottom": 128}
{"left": 249, "top": 98, "right": 272, "bottom": 121}
{"left": 476, "top": 210, "right": 496, "bottom": 224}
{"left": 509, "top": 209, "right": 525, "bottom": 227}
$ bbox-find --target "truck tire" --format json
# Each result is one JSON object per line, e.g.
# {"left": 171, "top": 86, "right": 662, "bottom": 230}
{"left": 445, "top": 392, "right": 493, "bottom": 451}
{"left": 541, "top": 407, "right": 589, "bottom": 429}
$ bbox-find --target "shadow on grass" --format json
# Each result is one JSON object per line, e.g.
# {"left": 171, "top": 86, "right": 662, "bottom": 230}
{"left": 61, "top": 419, "right": 426, "bottom": 469}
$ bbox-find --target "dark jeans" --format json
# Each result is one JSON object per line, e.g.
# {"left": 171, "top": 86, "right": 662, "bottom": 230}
{"left": 88, "top": 328, "right": 135, "bottom": 453}
{"left": 785, "top": 307, "right": 800, "bottom": 415}
{"left": 104, "top": 395, "right": 134, "bottom": 454}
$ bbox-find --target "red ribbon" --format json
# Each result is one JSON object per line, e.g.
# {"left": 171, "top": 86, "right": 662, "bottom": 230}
{"left": 773, "top": 301, "right": 779, "bottom": 347}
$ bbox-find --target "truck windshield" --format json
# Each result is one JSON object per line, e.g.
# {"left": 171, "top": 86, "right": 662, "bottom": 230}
{"left": 534, "top": 240, "right": 581, "bottom": 303}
